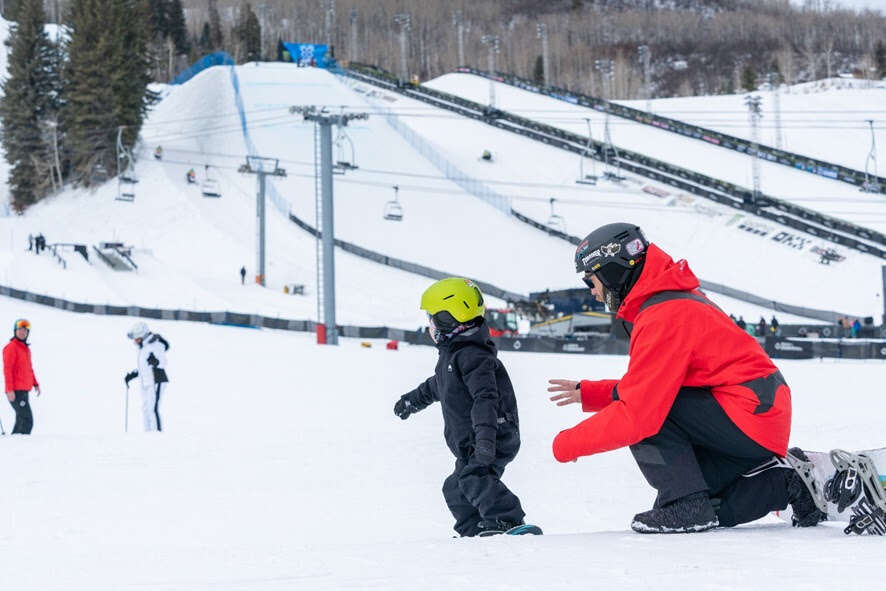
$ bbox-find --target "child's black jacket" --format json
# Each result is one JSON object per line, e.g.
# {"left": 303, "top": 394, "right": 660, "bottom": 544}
{"left": 402, "top": 323, "right": 519, "bottom": 460}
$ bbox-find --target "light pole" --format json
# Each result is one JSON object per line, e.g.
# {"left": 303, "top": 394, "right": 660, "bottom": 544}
{"left": 453, "top": 11, "right": 465, "bottom": 66}
{"left": 637, "top": 45, "right": 651, "bottom": 112}
{"left": 481, "top": 35, "right": 500, "bottom": 107}
{"left": 324, "top": 0, "right": 335, "bottom": 48}
{"left": 745, "top": 95, "right": 763, "bottom": 203}
{"left": 863, "top": 119, "right": 880, "bottom": 193}
{"left": 768, "top": 72, "right": 783, "bottom": 149}
{"left": 394, "top": 13, "right": 411, "bottom": 82}
{"left": 349, "top": 8, "right": 358, "bottom": 62}
{"left": 536, "top": 23, "right": 550, "bottom": 87}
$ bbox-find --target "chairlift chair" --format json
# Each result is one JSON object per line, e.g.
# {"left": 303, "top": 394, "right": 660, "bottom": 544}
{"left": 201, "top": 165, "right": 222, "bottom": 198}
{"left": 333, "top": 113, "right": 359, "bottom": 173}
{"left": 547, "top": 197, "right": 566, "bottom": 233}
{"left": 116, "top": 179, "right": 135, "bottom": 202}
{"left": 576, "top": 118, "right": 598, "bottom": 186}
{"left": 383, "top": 185, "right": 404, "bottom": 221}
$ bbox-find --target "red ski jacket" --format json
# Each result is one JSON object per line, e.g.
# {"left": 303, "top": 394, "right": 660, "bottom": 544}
{"left": 553, "top": 244, "right": 791, "bottom": 462}
{"left": 3, "top": 337, "right": 39, "bottom": 393}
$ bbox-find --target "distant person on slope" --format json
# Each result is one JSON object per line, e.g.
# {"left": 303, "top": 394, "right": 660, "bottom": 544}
{"left": 393, "top": 278, "right": 540, "bottom": 537}
{"left": 186, "top": 168, "right": 196, "bottom": 184}
{"left": 154, "top": 146, "right": 163, "bottom": 160}
{"left": 124, "top": 322, "right": 170, "bottom": 432}
{"left": 3, "top": 319, "right": 40, "bottom": 434}
{"left": 547, "top": 223, "right": 825, "bottom": 533}
{"left": 240, "top": 266, "right": 246, "bottom": 285}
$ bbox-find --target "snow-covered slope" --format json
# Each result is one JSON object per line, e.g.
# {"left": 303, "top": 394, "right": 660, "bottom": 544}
{"left": 0, "top": 296, "right": 881, "bottom": 590}
{"left": 424, "top": 72, "right": 886, "bottom": 235}
{"left": 4, "top": 62, "right": 869, "bottom": 325}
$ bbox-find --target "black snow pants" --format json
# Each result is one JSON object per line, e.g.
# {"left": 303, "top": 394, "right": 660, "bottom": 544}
{"left": 442, "top": 426, "right": 526, "bottom": 536}
{"left": 9, "top": 390, "right": 33, "bottom": 434}
{"left": 630, "top": 386, "right": 792, "bottom": 527}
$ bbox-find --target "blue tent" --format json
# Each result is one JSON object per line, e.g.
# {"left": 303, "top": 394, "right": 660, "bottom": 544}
{"left": 279, "top": 42, "right": 336, "bottom": 68}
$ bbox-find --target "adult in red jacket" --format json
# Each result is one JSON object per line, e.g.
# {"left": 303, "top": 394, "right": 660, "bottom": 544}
{"left": 548, "top": 223, "right": 824, "bottom": 533}
{"left": 3, "top": 318, "right": 41, "bottom": 434}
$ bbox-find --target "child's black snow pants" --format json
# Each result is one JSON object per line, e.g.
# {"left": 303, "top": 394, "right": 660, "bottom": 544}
{"left": 442, "top": 425, "right": 526, "bottom": 537}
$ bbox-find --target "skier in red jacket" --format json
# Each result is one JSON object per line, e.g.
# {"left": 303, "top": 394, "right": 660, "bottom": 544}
{"left": 3, "top": 318, "right": 41, "bottom": 434}
{"left": 548, "top": 223, "right": 825, "bottom": 533}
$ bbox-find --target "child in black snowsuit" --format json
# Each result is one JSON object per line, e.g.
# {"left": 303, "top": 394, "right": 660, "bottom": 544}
{"left": 394, "top": 278, "right": 535, "bottom": 537}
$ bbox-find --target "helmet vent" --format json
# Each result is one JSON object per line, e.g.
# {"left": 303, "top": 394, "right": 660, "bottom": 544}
{"left": 442, "top": 295, "right": 454, "bottom": 300}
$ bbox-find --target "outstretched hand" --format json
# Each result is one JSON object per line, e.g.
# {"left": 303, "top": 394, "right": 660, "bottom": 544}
{"left": 547, "top": 379, "right": 581, "bottom": 406}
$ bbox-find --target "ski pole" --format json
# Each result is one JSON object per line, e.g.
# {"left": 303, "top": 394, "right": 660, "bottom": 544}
{"left": 0, "top": 415, "right": 5, "bottom": 436}
{"left": 124, "top": 384, "right": 129, "bottom": 433}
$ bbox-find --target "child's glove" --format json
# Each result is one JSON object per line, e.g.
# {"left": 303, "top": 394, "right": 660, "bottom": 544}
{"left": 124, "top": 371, "right": 138, "bottom": 385}
{"left": 474, "top": 439, "right": 496, "bottom": 466}
{"left": 394, "top": 396, "right": 415, "bottom": 420}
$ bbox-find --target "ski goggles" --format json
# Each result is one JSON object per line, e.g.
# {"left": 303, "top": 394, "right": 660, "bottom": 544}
{"left": 581, "top": 272, "right": 596, "bottom": 289}
{"left": 14, "top": 319, "right": 31, "bottom": 331}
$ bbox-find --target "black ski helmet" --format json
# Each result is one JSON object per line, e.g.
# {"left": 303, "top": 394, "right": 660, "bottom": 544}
{"left": 575, "top": 223, "right": 648, "bottom": 309}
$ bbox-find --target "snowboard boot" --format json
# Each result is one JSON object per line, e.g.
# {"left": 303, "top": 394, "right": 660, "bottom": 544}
{"left": 785, "top": 447, "right": 828, "bottom": 527}
{"left": 630, "top": 492, "right": 719, "bottom": 534}
{"left": 476, "top": 520, "right": 525, "bottom": 537}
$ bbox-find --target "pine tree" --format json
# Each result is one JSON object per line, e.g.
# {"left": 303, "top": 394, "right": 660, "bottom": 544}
{"left": 208, "top": 0, "right": 223, "bottom": 50}
{"left": 741, "top": 64, "right": 756, "bottom": 91}
{"left": 167, "top": 0, "right": 189, "bottom": 55}
{"left": 876, "top": 41, "right": 886, "bottom": 79}
{"left": 148, "top": 0, "right": 167, "bottom": 39}
{"left": 240, "top": 3, "right": 261, "bottom": 62}
{"left": 61, "top": 0, "right": 154, "bottom": 186}
{"left": 198, "top": 21, "right": 212, "bottom": 53}
{"left": 0, "top": 0, "right": 59, "bottom": 210}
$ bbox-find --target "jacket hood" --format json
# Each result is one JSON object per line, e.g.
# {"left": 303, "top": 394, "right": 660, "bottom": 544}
{"left": 617, "top": 243, "right": 700, "bottom": 323}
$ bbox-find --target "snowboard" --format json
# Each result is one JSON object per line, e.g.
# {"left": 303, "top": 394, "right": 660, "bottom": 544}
{"left": 775, "top": 448, "right": 886, "bottom": 534}
{"left": 505, "top": 524, "right": 543, "bottom": 536}
{"left": 475, "top": 523, "right": 543, "bottom": 537}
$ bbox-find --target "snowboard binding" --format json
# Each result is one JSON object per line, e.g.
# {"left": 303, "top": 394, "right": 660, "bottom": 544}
{"left": 826, "top": 449, "right": 886, "bottom": 536}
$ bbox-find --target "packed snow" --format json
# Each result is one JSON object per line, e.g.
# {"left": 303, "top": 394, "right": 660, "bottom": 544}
{"left": 0, "top": 296, "right": 882, "bottom": 590}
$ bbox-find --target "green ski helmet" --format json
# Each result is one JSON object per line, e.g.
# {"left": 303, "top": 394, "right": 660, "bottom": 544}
{"left": 420, "top": 277, "right": 485, "bottom": 333}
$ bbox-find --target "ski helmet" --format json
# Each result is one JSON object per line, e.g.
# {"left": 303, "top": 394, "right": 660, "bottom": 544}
{"left": 574, "top": 223, "right": 648, "bottom": 310}
{"left": 13, "top": 318, "right": 30, "bottom": 334}
{"left": 127, "top": 321, "right": 150, "bottom": 340}
{"left": 420, "top": 277, "right": 485, "bottom": 334}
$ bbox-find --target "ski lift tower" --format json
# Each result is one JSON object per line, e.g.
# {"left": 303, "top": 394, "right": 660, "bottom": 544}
{"left": 238, "top": 156, "right": 287, "bottom": 287}
{"left": 291, "top": 105, "right": 369, "bottom": 345}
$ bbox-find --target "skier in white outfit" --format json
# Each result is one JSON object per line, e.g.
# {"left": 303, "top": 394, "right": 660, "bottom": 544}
{"left": 124, "top": 322, "right": 169, "bottom": 432}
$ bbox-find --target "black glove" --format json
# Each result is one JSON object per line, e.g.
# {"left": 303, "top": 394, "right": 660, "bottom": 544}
{"left": 124, "top": 371, "right": 138, "bottom": 385}
{"left": 473, "top": 439, "right": 496, "bottom": 466}
{"left": 825, "top": 468, "right": 862, "bottom": 512}
{"left": 394, "top": 397, "right": 415, "bottom": 420}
